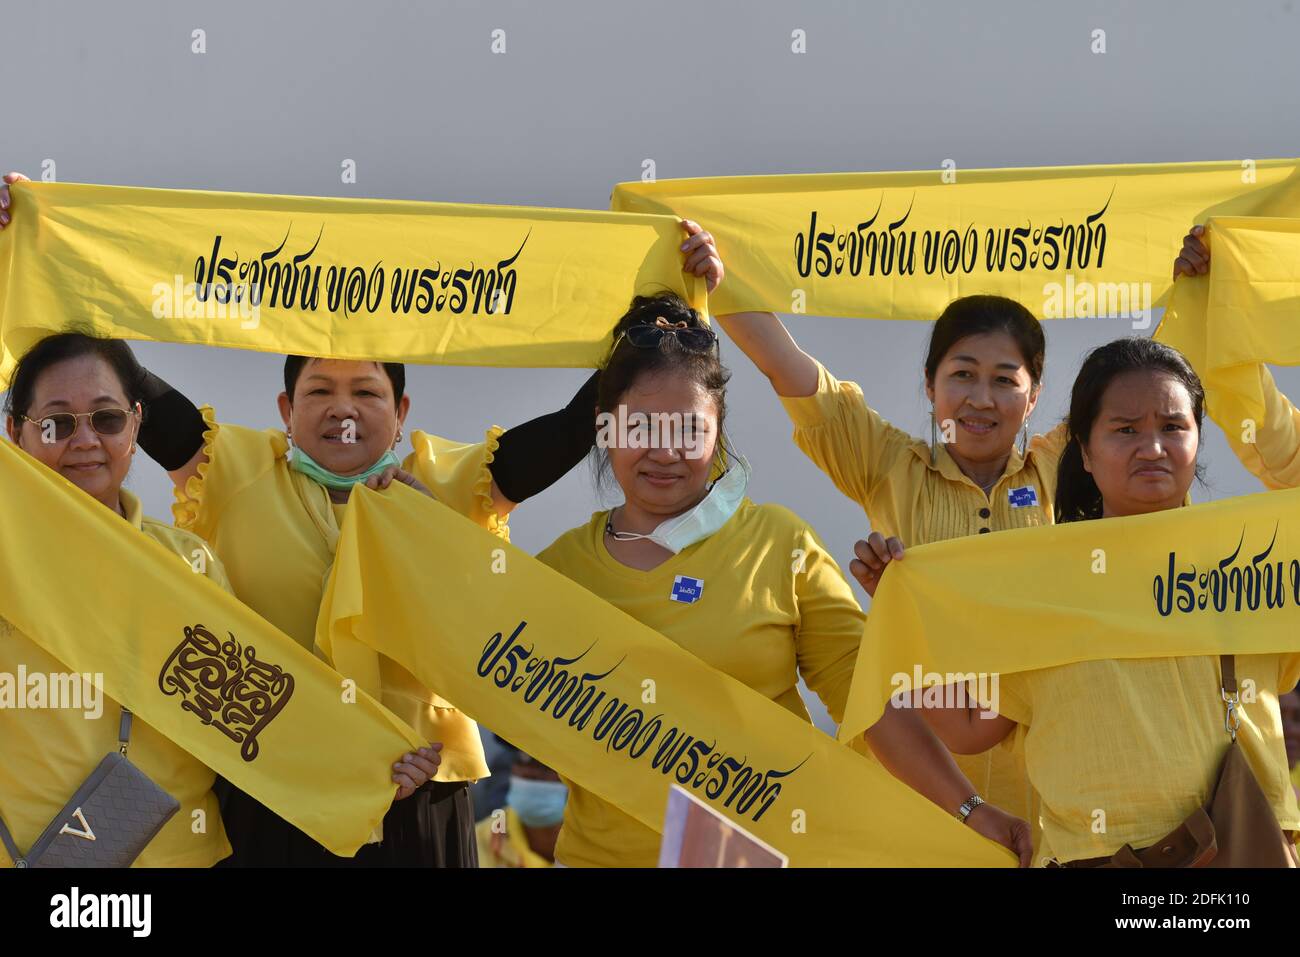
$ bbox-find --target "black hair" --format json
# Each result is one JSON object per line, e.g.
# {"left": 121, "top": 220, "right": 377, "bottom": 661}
{"left": 1054, "top": 337, "right": 1206, "bottom": 524}
{"left": 924, "top": 295, "right": 1046, "bottom": 387}
{"left": 4, "top": 332, "right": 147, "bottom": 423}
{"left": 593, "top": 292, "right": 732, "bottom": 489}
{"left": 283, "top": 356, "right": 405, "bottom": 403}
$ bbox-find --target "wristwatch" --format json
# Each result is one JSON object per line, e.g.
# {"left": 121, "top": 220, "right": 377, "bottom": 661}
{"left": 955, "top": 794, "right": 985, "bottom": 824}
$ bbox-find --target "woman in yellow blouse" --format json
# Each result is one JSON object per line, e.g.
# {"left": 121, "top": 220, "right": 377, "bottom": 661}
{"left": 0, "top": 333, "right": 233, "bottom": 867}
{"left": 917, "top": 336, "right": 1300, "bottom": 866}
{"left": 712, "top": 274, "right": 1062, "bottom": 831}
{"left": 536, "top": 276, "right": 1033, "bottom": 866}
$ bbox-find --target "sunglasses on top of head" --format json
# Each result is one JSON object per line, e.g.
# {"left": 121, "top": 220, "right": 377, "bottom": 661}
{"left": 613, "top": 320, "right": 718, "bottom": 354}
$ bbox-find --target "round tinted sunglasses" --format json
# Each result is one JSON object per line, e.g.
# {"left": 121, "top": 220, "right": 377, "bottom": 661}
{"left": 614, "top": 322, "right": 718, "bottom": 354}
{"left": 22, "top": 408, "right": 136, "bottom": 441}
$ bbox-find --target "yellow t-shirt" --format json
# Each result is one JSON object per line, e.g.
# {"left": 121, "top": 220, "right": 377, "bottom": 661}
{"left": 0, "top": 490, "right": 232, "bottom": 868}
{"left": 536, "top": 498, "right": 864, "bottom": 867}
{"left": 993, "top": 655, "right": 1300, "bottom": 866}
{"left": 1218, "top": 365, "right": 1300, "bottom": 490}
{"left": 474, "top": 807, "right": 554, "bottom": 868}
{"left": 778, "top": 359, "right": 1066, "bottom": 828}
{"left": 171, "top": 406, "right": 502, "bottom": 781}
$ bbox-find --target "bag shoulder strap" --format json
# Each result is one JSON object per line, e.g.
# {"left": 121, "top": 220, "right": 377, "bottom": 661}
{"left": 119, "top": 708, "right": 133, "bottom": 755}
{"left": 0, "top": 809, "right": 22, "bottom": 865}
{"left": 1221, "top": 655, "right": 1240, "bottom": 742}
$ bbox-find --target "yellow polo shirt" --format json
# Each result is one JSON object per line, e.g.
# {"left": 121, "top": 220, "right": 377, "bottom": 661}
{"left": 171, "top": 406, "right": 500, "bottom": 781}
{"left": 537, "top": 498, "right": 863, "bottom": 867}
{"left": 992, "top": 654, "right": 1300, "bottom": 865}
{"left": 0, "top": 490, "right": 231, "bottom": 868}
{"left": 779, "top": 359, "right": 1067, "bottom": 829}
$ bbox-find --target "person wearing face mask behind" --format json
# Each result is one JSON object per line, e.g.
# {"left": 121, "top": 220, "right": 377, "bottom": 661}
{"left": 536, "top": 286, "right": 1034, "bottom": 867}
{"left": 712, "top": 283, "right": 1067, "bottom": 844}
{"left": 475, "top": 751, "right": 566, "bottom": 868}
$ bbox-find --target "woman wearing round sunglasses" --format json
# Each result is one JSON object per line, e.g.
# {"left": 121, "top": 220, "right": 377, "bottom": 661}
{"left": 0, "top": 332, "right": 234, "bottom": 868}
{"left": 535, "top": 286, "right": 1032, "bottom": 867}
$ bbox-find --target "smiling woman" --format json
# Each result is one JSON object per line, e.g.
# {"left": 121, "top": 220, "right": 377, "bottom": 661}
{"left": 715, "top": 294, "right": 1064, "bottom": 842}
{"left": 4, "top": 336, "right": 144, "bottom": 513}
{"left": 919, "top": 337, "right": 1300, "bottom": 868}
{"left": 1, "top": 333, "right": 232, "bottom": 869}
{"left": 535, "top": 289, "right": 1034, "bottom": 867}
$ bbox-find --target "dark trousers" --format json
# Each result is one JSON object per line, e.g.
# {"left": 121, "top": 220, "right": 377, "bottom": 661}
{"left": 214, "top": 777, "right": 478, "bottom": 868}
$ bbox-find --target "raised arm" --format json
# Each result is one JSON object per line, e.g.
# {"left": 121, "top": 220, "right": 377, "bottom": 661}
{"left": 137, "top": 370, "right": 210, "bottom": 491}
{"left": 714, "top": 310, "right": 820, "bottom": 397}
{"left": 1172, "top": 225, "right": 1300, "bottom": 489}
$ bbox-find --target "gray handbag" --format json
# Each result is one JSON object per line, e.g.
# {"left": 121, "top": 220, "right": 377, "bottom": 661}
{"left": 0, "top": 709, "right": 180, "bottom": 868}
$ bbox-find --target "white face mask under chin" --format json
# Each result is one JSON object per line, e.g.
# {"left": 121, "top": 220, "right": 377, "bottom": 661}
{"left": 606, "top": 455, "right": 751, "bottom": 554}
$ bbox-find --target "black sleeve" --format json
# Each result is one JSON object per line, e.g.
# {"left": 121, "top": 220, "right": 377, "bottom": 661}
{"left": 488, "top": 371, "right": 600, "bottom": 504}
{"left": 137, "top": 369, "right": 209, "bottom": 471}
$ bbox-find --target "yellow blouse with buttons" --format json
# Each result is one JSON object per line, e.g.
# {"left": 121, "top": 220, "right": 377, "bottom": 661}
{"left": 778, "top": 358, "right": 1066, "bottom": 827}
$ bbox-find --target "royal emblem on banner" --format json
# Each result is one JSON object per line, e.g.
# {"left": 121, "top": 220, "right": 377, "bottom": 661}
{"left": 158, "top": 624, "right": 295, "bottom": 761}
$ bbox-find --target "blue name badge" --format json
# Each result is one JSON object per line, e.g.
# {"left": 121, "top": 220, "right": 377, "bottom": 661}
{"left": 669, "top": 575, "right": 704, "bottom": 605}
{"left": 1008, "top": 485, "right": 1039, "bottom": 508}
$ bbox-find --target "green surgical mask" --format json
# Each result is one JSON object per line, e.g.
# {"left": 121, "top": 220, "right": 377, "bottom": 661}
{"left": 289, "top": 445, "right": 402, "bottom": 491}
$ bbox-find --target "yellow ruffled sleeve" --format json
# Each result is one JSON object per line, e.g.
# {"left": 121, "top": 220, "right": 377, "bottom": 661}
{"left": 403, "top": 426, "right": 510, "bottom": 542}
{"left": 777, "top": 360, "right": 916, "bottom": 511}
{"left": 170, "top": 406, "right": 289, "bottom": 541}
{"left": 1219, "top": 366, "right": 1300, "bottom": 490}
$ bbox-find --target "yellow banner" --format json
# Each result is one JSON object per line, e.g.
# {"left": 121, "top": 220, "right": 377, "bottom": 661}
{"left": 839, "top": 487, "right": 1300, "bottom": 742}
{"left": 317, "top": 483, "right": 1013, "bottom": 867}
{"left": 1155, "top": 216, "right": 1300, "bottom": 448}
{"left": 0, "top": 181, "right": 705, "bottom": 383}
{"left": 0, "top": 438, "right": 425, "bottom": 856}
{"left": 612, "top": 158, "right": 1300, "bottom": 320}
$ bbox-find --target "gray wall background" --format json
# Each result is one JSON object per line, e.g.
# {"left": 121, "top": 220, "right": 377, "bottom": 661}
{"left": 4, "top": 0, "right": 1299, "bottom": 734}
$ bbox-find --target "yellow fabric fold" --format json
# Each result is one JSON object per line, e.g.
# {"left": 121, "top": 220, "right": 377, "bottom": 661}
{"left": 612, "top": 158, "right": 1300, "bottom": 320}
{"left": 0, "top": 438, "right": 424, "bottom": 856}
{"left": 0, "top": 181, "right": 705, "bottom": 382}
{"left": 317, "top": 482, "right": 1014, "bottom": 867}
{"left": 1155, "top": 216, "right": 1300, "bottom": 488}
{"left": 839, "top": 487, "right": 1300, "bottom": 743}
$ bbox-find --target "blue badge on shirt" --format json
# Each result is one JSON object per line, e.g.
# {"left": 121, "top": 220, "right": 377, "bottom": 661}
{"left": 1008, "top": 485, "right": 1039, "bottom": 508}
{"left": 669, "top": 575, "right": 704, "bottom": 604}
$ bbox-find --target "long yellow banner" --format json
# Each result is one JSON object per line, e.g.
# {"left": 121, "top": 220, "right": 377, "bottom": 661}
{"left": 317, "top": 484, "right": 1014, "bottom": 867}
{"left": 0, "top": 439, "right": 425, "bottom": 856}
{"left": 1155, "top": 216, "right": 1300, "bottom": 459}
{"left": 612, "top": 158, "right": 1300, "bottom": 321}
{"left": 838, "top": 487, "right": 1300, "bottom": 742}
{"left": 0, "top": 182, "right": 704, "bottom": 383}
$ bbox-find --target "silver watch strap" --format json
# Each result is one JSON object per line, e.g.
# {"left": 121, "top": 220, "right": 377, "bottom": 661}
{"left": 956, "top": 794, "right": 985, "bottom": 823}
